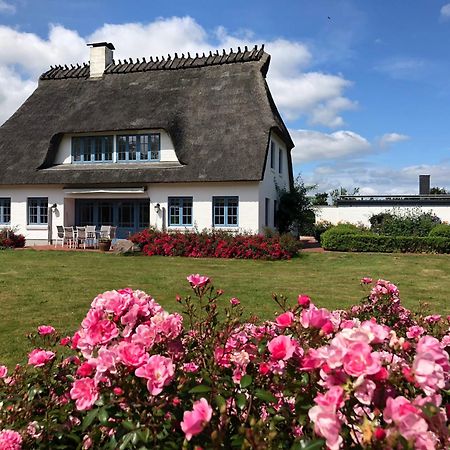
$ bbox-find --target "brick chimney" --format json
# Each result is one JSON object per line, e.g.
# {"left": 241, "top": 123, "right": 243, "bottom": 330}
{"left": 87, "top": 42, "right": 115, "bottom": 78}
{"left": 419, "top": 174, "right": 430, "bottom": 195}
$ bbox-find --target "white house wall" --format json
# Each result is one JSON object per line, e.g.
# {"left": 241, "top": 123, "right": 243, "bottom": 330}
{"left": 259, "top": 132, "right": 289, "bottom": 229}
{"left": 149, "top": 182, "right": 260, "bottom": 233}
{"left": 316, "top": 205, "right": 450, "bottom": 227}
{"left": 55, "top": 129, "right": 179, "bottom": 164}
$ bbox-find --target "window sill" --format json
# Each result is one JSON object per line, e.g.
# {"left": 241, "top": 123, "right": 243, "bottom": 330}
{"left": 27, "top": 225, "right": 48, "bottom": 230}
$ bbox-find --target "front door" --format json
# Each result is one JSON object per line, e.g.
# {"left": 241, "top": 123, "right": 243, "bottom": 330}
{"left": 75, "top": 199, "right": 149, "bottom": 239}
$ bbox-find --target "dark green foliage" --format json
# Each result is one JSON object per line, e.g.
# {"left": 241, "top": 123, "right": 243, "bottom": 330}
{"left": 429, "top": 223, "right": 450, "bottom": 238}
{"left": 429, "top": 186, "right": 448, "bottom": 194}
{"left": 330, "top": 187, "right": 359, "bottom": 205}
{"left": 277, "top": 176, "right": 316, "bottom": 236}
{"left": 313, "top": 221, "right": 333, "bottom": 243}
{"left": 369, "top": 209, "right": 441, "bottom": 237}
{"left": 311, "top": 192, "right": 329, "bottom": 206}
{"left": 321, "top": 232, "right": 450, "bottom": 254}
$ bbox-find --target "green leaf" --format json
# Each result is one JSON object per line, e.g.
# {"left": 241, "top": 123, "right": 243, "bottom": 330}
{"left": 189, "top": 385, "right": 211, "bottom": 394}
{"left": 122, "top": 420, "right": 136, "bottom": 431}
{"left": 215, "top": 394, "right": 226, "bottom": 410}
{"left": 82, "top": 408, "right": 99, "bottom": 431}
{"left": 240, "top": 374, "right": 253, "bottom": 389}
{"left": 119, "top": 432, "right": 134, "bottom": 450}
{"left": 98, "top": 407, "right": 109, "bottom": 425}
{"left": 297, "top": 439, "right": 325, "bottom": 450}
{"left": 254, "top": 389, "right": 277, "bottom": 403}
{"left": 236, "top": 393, "right": 246, "bottom": 410}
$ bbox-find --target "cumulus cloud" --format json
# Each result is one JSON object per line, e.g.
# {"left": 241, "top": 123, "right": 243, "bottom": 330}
{"left": 0, "top": 17, "right": 356, "bottom": 128}
{"left": 0, "top": 1, "right": 15, "bottom": 14}
{"left": 290, "top": 129, "right": 370, "bottom": 163}
{"left": 441, "top": 3, "right": 450, "bottom": 20}
{"left": 379, "top": 132, "right": 410, "bottom": 147}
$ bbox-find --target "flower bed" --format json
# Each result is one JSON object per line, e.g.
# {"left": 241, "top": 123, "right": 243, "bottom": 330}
{"left": 130, "top": 228, "right": 301, "bottom": 260}
{"left": 0, "top": 228, "right": 25, "bottom": 249}
{"left": 0, "top": 276, "right": 449, "bottom": 449}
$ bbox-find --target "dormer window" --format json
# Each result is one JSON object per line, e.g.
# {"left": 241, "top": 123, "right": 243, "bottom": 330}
{"left": 72, "top": 136, "right": 113, "bottom": 163}
{"left": 117, "top": 134, "right": 160, "bottom": 162}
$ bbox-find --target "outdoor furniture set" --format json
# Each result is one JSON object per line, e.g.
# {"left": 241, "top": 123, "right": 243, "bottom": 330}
{"left": 54, "top": 225, "right": 117, "bottom": 249}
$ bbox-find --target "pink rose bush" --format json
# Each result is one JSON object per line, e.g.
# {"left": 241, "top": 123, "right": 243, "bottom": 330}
{"left": 0, "top": 276, "right": 448, "bottom": 449}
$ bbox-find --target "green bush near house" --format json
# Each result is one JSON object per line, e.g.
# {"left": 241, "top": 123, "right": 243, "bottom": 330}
{"left": 428, "top": 223, "right": 450, "bottom": 238}
{"left": 321, "top": 232, "right": 450, "bottom": 254}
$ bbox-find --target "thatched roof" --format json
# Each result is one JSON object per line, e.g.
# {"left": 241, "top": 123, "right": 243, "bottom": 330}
{"left": 0, "top": 45, "right": 294, "bottom": 186}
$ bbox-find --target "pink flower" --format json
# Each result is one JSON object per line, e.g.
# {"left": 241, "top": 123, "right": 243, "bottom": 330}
{"left": 37, "top": 325, "right": 55, "bottom": 335}
{"left": 60, "top": 336, "right": 71, "bottom": 346}
{"left": 115, "top": 341, "right": 148, "bottom": 367}
{"left": 230, "top": 297, "right": 240, "bottom": 306}
{"left": 308, "top": 406, "right": 342, "bottom": 450}
{"left": 413, "top": 353, "right": 445, "bottom": 395}
{"left": 180, "top": 398, "right": 213, "bottom": 441}
{"left": 300, "top": 305, "right": 331, "bottom": 329}
{"left": 77, "top": 362, "right": 94, "bottom": 377}
{"left": 314, "top": 386, "right": 345, "bottom": 409}
{"left": 0, "top": 366, "right": 7, "bottom": 378}
{"left": 342, "top": 342, "right": 381, "bottom": 377}
{"left": 360, "top": 277, "right": 372, "bottom": 284}
{"left": 183, "top": 362, "right": 199, "bottom": 373}
{"left": 135, "top": 355, "right": 174, "bottom": 395}
{"left": 267, "top": 335, "right": 296, "bottom": 361}
{"left": 85, "top": 319, "right": 119, "bottom": 346}
{"left": 406, "top": 325, "right": 425, "bottom": 339}
{"left": 0, "top": 429, "right": 22, "bottom": 450}
{"left": 27, "top": 349, "right": 55, "bottom": 367}
{"left": 275, "top": 311, "right": 294, "bottom": 328}
{"left": 70, "top": 378, "right": 99, "bottom": 411}
{"left": 186, "top": 274, "right": 210, "bottom": 288}
{"left": 297, "top": 294, "right": 311, "bottom": 307}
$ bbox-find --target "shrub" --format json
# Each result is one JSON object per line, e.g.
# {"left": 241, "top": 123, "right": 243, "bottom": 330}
{"left": 429, "top": 223, "right": 450, "bottom": 238}
{"left": 369, "top": 209, "right": 441, "bottom": 237}
{"left": 0, "top": 228, "right": 25, "bottom": 249}
{"left": 0, "top": 277, "right": 448, "bottom": 449}
{"left": 313, "top": 220, "right": 333, "bottom": 243}
{"left": 321, "top": 232, "right": 450, "bottom": 253}
{"left": 130, "top": 228, "right": 301, "bottom": 260}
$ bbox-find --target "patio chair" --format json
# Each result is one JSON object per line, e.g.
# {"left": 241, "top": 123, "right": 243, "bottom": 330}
{"left": 85, "top": 225, "right": 97, "bottom": 248}
{"left": 100, "top": 225, "right": 112, "bottom": 240}
{"left": 76, "top": 227, "right": 87, "bottom": 249}
{"left": 63, "top": 227, "right": 75, "bottom": 248}
{"left": 54, "top": 225, "right": 64, "bottom": 247}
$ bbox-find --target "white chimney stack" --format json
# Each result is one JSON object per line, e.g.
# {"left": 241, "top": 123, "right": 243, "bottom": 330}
{"left": 87, "top": 42, "right": 115, "bottom": 78}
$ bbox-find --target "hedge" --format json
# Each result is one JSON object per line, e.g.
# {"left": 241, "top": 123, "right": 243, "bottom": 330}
{"left": 321, "top": 231, "right": 450, "bottom": 253}
{"left": 429, "top": 223, "right": 450, "bottom": 238}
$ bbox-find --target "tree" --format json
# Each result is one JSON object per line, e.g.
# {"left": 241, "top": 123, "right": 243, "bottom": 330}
{"left": 330, "top": 186, "right": 360, "bottom": 206}
{"left": 312, "top": 192, "right": 329, "bottom": 206}
{"left": 429, "top": 186, "right": 448, "bottom": 195}
{"left": 277, "top": 176, "right": 316, "bottom": 236}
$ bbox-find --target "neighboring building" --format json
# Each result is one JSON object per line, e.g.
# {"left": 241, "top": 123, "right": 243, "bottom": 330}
{"left": 0, "top": 43, "right": 294, "bottom": 244}
{"left": 316, "top": 175, "right": 450, "bottom": 226}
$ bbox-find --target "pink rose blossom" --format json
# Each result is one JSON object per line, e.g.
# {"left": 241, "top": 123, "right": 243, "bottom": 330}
{"left": 300, "top": 305, "right": 331, "bottom": 329}
{"left": 135, "top": 355, "right": 174, "bottom": 395}
{"left": 360, "top": 277, "right": 372, "bottom": 284}
{"left": 27, "top": 349, "right": 55, "bottom": 367}
{"left": 180, "top": 398, "right": 213, "bottom": 441}
{"left": 342, "top": 342, "right": 381, "bottom": 377}
{"left": 230, "top": 297, "right": 240, "bottom": 306}
{"left": 70, "top": 378, "right": 99, "bottom": 411}
{"left": 297, "top": 294, "right": 311, "bottom": 307}
{"left": 308, "top": 406, "right": 342, "bottom": 450}
{"left": 115, "top": 341, "right": 148, "bottom": 367}
{"left": 186, "top": 274, "right": 210, "bottom": 288}
{"left": 275, "top": 311, "right": 294, "bottom": 328}
{"left": 183, "top": 362, "right": 199, "bottom": 373}
{"left": 37, "top": 325, "right": 55, "bottom": 335}
{"left": 406, "top": 325, "right": 425, "bottom": 339}
{"left": 0, "top": 429, "right": 22, "bottom": 450}
{"left": 0, "top": 365, "right": 7, "bottom": 378}
{"left": 268, "top": 335, "right": 296, "bottom": 361}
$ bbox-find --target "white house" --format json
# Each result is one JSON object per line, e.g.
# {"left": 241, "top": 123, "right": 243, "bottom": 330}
{"left": 0, "top": 43, "right": 294, "bottom": 244}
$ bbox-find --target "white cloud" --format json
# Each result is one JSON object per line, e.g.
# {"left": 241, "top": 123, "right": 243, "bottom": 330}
{"left": 0, "top": 17, "right": 356, "bottom": 128}
{"left": 290, "top": 129, "right": 370, "bottom": 163}
{"left": 441, "top": 3, "right": 450, "bottom": 20}
{"left": 379, "top": 133, "right": 410, "bottom": 147}
{"left": 375, "top": 57, "right": 427, "bottom": 81}
{"left": 0, "top": 1, "right": 15, "bottom": 14}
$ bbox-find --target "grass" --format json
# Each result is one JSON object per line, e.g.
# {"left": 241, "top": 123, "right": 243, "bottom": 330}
{"left": 0, "top": 249, "right": 449, "bottom": 366}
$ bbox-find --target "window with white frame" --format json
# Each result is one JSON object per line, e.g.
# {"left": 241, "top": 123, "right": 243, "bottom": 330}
{"left": 168, "top": 197, "right": 193, "bottom": 226}
{"left": 0, "top": 198, "right": 11, "bottom": 224}
{"left": 28, "top": 197, "right": 48, "bottom": 225}
{"left": 213, "top": 197, "right": 238, "bottom": 227}
{"left": 117, "top": 134, "right": 160, "bottom": 162}
{"left": 72, "top": 136, "right": 113, "bottom": 163}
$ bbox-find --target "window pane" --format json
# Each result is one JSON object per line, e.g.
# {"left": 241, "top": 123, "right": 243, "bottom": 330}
{"left": 0, "top": 198, "right": 10, "bottom": 224}
{"left": 28, "top": 197, "right": 48, "bottom": 225}
{"left": 139, "top": 202, "right": 149, "bottom": 228}
{"left": 169, "top": 198, "right": 180, "bottom": 225}
{"left": 93, "top": 137, "right": 102, "bottom": 161}
{"left": 139, "top": 135, "right": 149, "bottom": 160}
{"left": 72, "top": 138, "right": 82, "bottom": 162}
{"left": 119, "top": 202, "right": 134, "bottom": 227}
{"left": 104, "top": 136, "right": 113, "bottom": 161}
{"left": 128, "top": 136, "right": 137, "bottom": 161}
{"left": 227, "top": 198, "right": 238, "bottom": 225}
{"left": 150, "top": 134, "right": 160, "bottom": 160}
{"left": 270, "top": 142, "right": 275, "bottom": 169}
{"left": 83, "top": 138, "right": 92, "bottom": 162}
{"left": 182, "top": 198, "right": 192, "bottom": 225}
{"left": 118, "top": 136, "right": 127, "bottom": 160}
{"left": 214, "top": 198, "right": 225, "bottom": 225}
{"left": 80, "top": 202, "right": 94, "bottom": 225}
{"left": 99, "top": 202, "right": 113, "bottom": 225}
{"left": 278, "top": 148, "right": 282, "bottom": 173}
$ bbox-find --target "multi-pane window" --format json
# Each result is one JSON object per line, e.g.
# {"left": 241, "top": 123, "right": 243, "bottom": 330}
{"left": 28, "top": 198, "right": 48, "bottom": 225}
{"left": 270, "top": 141, "right": 275, "bottom": 169}
{"left": 168, "top": 197, "right": 193, "bottom": 226}
{"left": 278, "top": 148, "right": 283, "bottom": 174}
{"left": 117, "top": 134, "right": 160, "bottom": 162}
{"left": 0, "top": 198, "right": 11, "bottom": 224}
{"left": 72, "top": 136, "right": 113, "bottom": 163}
{"left": 265, "top": 198, "right": 269, "bottom": 227}
{"left": 274, "top": 199, "right": 278, "bottom": 229}
{"left": 213, "top": 197, "right": 238, "bottom": 227}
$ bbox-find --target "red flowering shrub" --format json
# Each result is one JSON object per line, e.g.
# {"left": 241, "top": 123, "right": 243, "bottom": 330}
{"left": 0, "top": 228, "right": 25, "bottom": 249}
{"left": 0, "top": 277, "right": 448, "bottom": 449}
{"left": 130, "top": 228, "right": 301, "bottom": 260}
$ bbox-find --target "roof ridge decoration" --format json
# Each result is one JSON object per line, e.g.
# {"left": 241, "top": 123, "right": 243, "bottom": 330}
{"left": 40, "top": 44, "right": 266, "bottom": 80}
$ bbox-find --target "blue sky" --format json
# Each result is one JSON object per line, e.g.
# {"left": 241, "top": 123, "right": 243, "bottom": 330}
{"left": 1, "top": 0, "right": 450, "bottom": 194}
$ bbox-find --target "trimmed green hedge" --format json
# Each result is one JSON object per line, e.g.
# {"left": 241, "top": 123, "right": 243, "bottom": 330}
{"left": 321, "top": 231, "right": 450, "bottom": 253}
{"left": 429, "top": 223, "right": 450, "bottom": 238}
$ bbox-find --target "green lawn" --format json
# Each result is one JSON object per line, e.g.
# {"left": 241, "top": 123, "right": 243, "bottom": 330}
{"left": 0, "top": 249, "right": 449, "bottom": 366}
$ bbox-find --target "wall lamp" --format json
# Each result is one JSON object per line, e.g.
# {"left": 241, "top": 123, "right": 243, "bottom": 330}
{"left": 154, "top": 203, "right": 161, "bottom": 213}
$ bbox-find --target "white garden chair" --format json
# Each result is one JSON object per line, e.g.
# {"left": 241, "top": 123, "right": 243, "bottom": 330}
{"left": 63, "top": 227, "right": 75, "bottom": 248}
{"left": 85, "top": 225, "right": 98, "bottom": 248}
{"left": 54, "top": 225, "right": 65, "bottom": 247}
{"left": 76, "top": 227, "right": 87, "bottom": 249}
